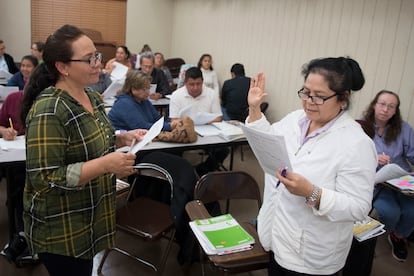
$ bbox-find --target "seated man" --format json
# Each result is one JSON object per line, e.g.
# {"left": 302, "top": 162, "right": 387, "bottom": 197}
{"left": 0, "top": 40, "right": 19, "bottom": 75}
{"left": 169, "top": 67, "right": 229, "bottom": 176}
{"left": 221, "top": 63, "right": 251, "bottom": 122}
{"left": 138, "top": 51, "right": 170, "bottom": 100}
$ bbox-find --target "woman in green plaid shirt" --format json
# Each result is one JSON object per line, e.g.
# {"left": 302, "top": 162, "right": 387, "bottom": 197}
{"left": 19, "top": 25, "right": 146, "bottom": 276}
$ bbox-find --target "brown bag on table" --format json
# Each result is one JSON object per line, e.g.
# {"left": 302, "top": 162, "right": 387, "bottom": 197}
{"left": 155, "top": 116, "right": 198, "bottom": 143}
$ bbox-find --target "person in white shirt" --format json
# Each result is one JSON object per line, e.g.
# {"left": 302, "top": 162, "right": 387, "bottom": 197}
{"left": 197, "top": 54, "right": 219, "bottom": 95}
{"left": 246, "top": 57, "right": 377, "bottom": 275}
{"left": 169, "top": 66, "right": 228, "bottom": 176}
{"left": 0, "top": 40, "right": 19, "bottom": 74}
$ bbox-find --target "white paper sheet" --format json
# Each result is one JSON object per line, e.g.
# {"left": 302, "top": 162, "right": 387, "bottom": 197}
{"left": 0, "top": 85, "right": 19, "bottom": 101}
{"left": 240, "top": 124, "right": 292, "bottom": 176}
{"left": 375, "top": 163, "right": 410, "bottom": 184}
{"left": 194, "top": 125, "right": 221, "bottom": 137}
{"left": 102, "top": 78, "right": 124, "bottom": 99}
{"left": 150, "top": 84, "right": 157, "bottom": 94}
{"left": 179, "top": 105, "right": 220, "bottom": 125}
{"left": 128, "top": 117, "right": 164, "bottom": 154}
{"left": 0, "top": 135, "right": 25, "bottom": 150}
{"left": 109, "top": 61, "right": 129, "bottom": 81}
{"left": 0, "top": 70, "right": 13, "bottom": 81}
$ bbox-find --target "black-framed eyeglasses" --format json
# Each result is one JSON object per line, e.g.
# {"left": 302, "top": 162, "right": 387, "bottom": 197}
{"left": 69, "top": 52, "right": 102, "bottom": 67}
{"left": 297, "top": 89, "right": 337, "bottom": 105}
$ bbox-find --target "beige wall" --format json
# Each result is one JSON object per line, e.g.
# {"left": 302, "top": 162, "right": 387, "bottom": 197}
{"left": 0, "top": 0, "right": 31, "bottom": 62}
{"left": 1, "top": 0, "right": 413, "bottom": 126}
{"left": 170, "top": 0, "right": 414, "bottom": 126}
{"left": 125, "top": 0, "right": 174, "bottom": 56}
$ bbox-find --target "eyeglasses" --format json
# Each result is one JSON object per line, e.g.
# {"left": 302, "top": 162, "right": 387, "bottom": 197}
{"left": 69, "top": 52, "right": 102, "bottom": 67}
{"left": 297, "top": 89, "right": 337, "bottom": 105}
{"left": 376, "top": 101, "right": 397, "bottom": 110}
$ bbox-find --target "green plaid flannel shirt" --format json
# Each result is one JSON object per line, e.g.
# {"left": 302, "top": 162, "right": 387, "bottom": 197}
{"left": 24, "top": 86, "right": 117, "bottom": 259}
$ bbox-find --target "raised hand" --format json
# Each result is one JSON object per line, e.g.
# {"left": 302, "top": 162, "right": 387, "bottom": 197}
{"left": 247, "top": 72, "right": 268, "bottom": 122}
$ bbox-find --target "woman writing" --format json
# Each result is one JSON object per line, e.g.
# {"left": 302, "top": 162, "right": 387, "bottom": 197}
{"left": 246, "top": 57, "right": 377, "bottom": 275}
{"left": 20, "top": 25, "right": 146, "bottom": 276}
{"left": 362, "top": 90, "right": 414, "bottom": 262}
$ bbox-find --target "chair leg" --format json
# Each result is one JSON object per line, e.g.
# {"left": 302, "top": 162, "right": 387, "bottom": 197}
{"left": 240, "top": 145, "right": 245, "bottom": 162}
{"left": 200, "top": 245, "right": 206, "bottom": 276}
{"left": 97, "top": 248, "right": 112, "bottom": 275}
{"left": 157, "top": 229, "right": 176, "bottom": 276}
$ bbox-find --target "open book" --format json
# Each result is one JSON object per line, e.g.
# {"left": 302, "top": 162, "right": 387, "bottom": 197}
{"left": 353, "top": 216, "right": 385, "bottom": 242}
{"left": 189, "top": 214, "right": 255, "bottom": 255}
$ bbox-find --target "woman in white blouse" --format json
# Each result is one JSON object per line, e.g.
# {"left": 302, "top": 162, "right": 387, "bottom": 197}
{"left": 197, "top": 53, "right": 219, "bottom": 95}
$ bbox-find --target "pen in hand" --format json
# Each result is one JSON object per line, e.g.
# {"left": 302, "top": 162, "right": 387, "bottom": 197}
{"left": 276, "top": 167, "right": 287, "bottom": 188}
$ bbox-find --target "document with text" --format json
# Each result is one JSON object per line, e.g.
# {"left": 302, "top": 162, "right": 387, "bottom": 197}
{"left": 129, "top": 117, "right": 164, "bottom": 154}
{"left": 110, "top": 61, "right": 128, "bottom": 81}
{"left": 240, "top": 125, "right": 292, "bottom": 176}
{"left": 102, "top": 78, "right": 124, "bottom": 99}
{"left": 375, "top": 163, "right": 409, "bottom": 184}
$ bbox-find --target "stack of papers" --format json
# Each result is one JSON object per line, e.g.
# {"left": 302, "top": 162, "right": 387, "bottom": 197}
{"left": 194, "top": 121, "right": 245, "bottom": 140}
{"left": 353, "top": 216, "right": 385, "bottom": 242}
{"left": 212, "top": 121, "right": 245, "bottom": 141}
{"left": 189, "top": 214, "right": 255, "bottom": 255}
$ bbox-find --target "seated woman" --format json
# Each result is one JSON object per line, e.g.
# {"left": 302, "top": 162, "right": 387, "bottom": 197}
{"left": 154, "top": 52, "right": 174, "bottom": 88}
{"left": 108, "top": 70, "right": 172, "bottom": 131}
{"left": 197, "top": 53, "right": 219, "bottom": 95}
{"left": 362, "top": 90, "right": 414, "bottom": 262}
{"left": 104, "top": 45, "right": 132, "bottom": 75}
{"left": 6, "top": 55, "right": 38, "bottom": 90}
{"left": 30, "top": 42, "right": 45, "bottom": 63}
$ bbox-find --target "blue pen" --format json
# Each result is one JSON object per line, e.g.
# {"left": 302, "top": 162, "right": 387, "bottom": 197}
{"left": 276, "top": 167, "right": 287, "bottom": 188}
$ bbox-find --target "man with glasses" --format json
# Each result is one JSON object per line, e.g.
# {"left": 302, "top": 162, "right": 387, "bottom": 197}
{"left": 138, "top": 51, "right": 170, "bottom": 100}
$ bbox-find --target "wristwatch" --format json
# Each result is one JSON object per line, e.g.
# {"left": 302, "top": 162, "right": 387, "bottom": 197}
{"left": 305, "top": 185, "right": 320, "bottom": 207}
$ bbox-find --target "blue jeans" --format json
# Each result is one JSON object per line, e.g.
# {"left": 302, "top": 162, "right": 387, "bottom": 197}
{"left": 373, "top": 186, "right": 414, "bottom": 237}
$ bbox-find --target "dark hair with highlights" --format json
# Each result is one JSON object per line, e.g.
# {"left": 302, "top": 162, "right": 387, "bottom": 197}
{"left": 20, "top": 25, "right": 84, "bottom": 124}
{"left": 301, "top": 56, "right": 365, "bottom": 110}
